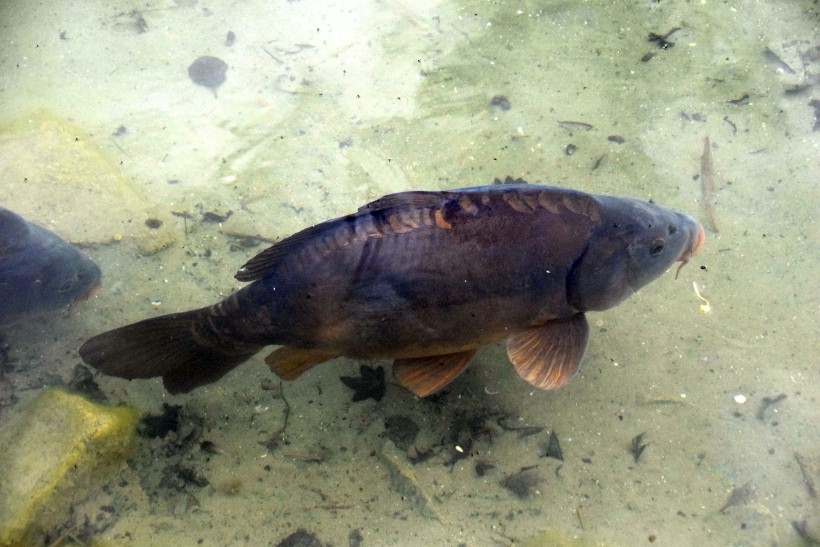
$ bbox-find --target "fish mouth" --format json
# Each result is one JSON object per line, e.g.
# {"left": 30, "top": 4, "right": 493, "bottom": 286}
{"left": 76, "top": 280, "right": 102, "bottom": 303}
{"left": 675, "top": 222, "right": 706, "bottom": 278}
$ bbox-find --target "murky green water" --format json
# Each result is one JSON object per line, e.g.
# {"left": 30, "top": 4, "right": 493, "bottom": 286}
{"left": 1, "top": 1, "right": 818, "bottom": 546}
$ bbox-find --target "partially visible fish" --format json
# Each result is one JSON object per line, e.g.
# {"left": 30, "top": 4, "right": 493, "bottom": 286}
{"left": 0, "top": 207, "right": 101, "bottom": 326}
{"left": 80, "top": 183, "right": 704, "bottom": 397}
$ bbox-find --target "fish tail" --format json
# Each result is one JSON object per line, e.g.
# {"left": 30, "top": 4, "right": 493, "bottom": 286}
{"left": 79, "top": 306, "right": 263, "bottom": 394}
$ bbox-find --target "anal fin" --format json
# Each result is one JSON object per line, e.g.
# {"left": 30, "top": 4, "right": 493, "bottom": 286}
{"left": 265, "top": 347, "right": 337, "bottom": 381}
{"left": 393, "top": 349, "right": 477, "bottom": 397}
{"left": 506, "top": 314, "right": 589, "bottom": 390}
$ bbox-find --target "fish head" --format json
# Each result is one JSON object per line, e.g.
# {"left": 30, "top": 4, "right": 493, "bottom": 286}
{"left": 1, "top": 212, "right": 102, "bottom": 323}
{"left": 567, "top": 196, "right": 704, "bottom": 311}
{"left": 29, "top": 229, "right": 102, "bottom": 311}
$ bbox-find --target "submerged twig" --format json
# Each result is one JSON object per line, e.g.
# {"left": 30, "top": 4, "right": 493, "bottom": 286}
{"left": 262, "top": 381, "right": 290, "bottom": 451}
{"left": 496, "top": 416, "right": 544, "bottom": 438}
{"left": 699, "top": 137, "right": 719, "bottom": 233}
{"left": 794, "top": 453, "right": 818, "bottom": 498}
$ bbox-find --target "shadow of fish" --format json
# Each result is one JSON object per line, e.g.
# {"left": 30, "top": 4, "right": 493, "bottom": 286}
{"left": 1, "top": 207, "right": 101, "bottom": 326}
{"left": 80, "top": 183, "right": 704, "bottom": 396}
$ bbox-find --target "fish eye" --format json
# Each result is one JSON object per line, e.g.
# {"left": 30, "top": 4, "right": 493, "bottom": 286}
{"left": 649, "top": 239, "right": 665, "bottom": 256}
{"left": 668, "top": 225, "right": 677, "bottom": 235}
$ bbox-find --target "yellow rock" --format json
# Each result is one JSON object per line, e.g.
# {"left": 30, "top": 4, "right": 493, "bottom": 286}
{"left": 0, "top": 110, "right": 175, "bottom": 249}
{"left": 0, "top": 390, "right": 139, "bottom": 547}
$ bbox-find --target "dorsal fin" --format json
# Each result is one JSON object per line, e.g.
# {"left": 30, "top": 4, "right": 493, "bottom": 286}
{"left": 236, "top": 191, "right": 455, "bottom": 282}
{"left": 234, "top": 222, "right": 331, "bottom": 282}
{"left": 0, "top": 207, "right": 30, "bottom": 257}
{"left": 357, "top": 190, "right": 452, "bottom": 213}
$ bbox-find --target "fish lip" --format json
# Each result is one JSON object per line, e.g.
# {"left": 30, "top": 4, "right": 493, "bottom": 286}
{"left": 682, "top": 223, "right": 706, "bottom": 261}
{"left": 674, "top": 222, "right": 706, "bottom": 278}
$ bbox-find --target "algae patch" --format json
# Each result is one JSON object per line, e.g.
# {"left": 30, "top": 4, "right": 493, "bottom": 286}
{"left": 0, "top": 389, "right": 138, "bottom": 547}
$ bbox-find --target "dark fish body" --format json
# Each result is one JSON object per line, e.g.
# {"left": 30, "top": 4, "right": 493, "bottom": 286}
{"left": 0, "top": 207, "right": 101, "bottom": 326}
{"left": 80, "top": 184, "right": 704, "bottom": 396}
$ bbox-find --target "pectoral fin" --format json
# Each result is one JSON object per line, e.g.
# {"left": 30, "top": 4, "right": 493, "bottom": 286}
{"left": 393, "top": 349, "right": 477, "bottom": 397}
{"left": 265, "top": 347, "right": 337, "bottom": 381}
{"left": 506, "top": 314, "right": 589, "bottom": 390}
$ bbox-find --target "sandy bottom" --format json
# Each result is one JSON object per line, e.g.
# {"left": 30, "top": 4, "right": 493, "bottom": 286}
{"left": 1, "top": 0, "right": 818, "bottom": 545}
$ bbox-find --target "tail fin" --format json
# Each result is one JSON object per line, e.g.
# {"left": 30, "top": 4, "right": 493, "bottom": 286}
{"left": 78, "top": 307, "right": 262, "bottom": 394}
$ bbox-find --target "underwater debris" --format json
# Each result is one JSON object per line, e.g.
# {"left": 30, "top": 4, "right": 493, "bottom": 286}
{"left": 284, "top": 446, "right": 330, "bottom": 464}
{"left": 756, "top": 393, "right": 787, "bottom": 421}
{"left": 66, "top": 364, "right": 106, "bottom": 403}
{"left": 640, "top": 52, "right": 656, "bottom": 63}
{"left": 340, "top": 365, "right": 385, "bottom": 402}
{"left": 727, "top": 93, "right": 751, "bottom": 106}
{"left": 607, "top": 135, "right": 625, "bottom": 144}
{"left": 784, "top": 83, "right": 813, "bottom": 96}
{"left": 640, "top": 28, "right": 680, "bottom": 62}
{"left": 144, "top": 218, "right": 162, "bottom": 229}
{"left": 681, "top": 112, "right": 706, "bottom": 122}
{"left": 763, "top": 47, "right": 796, "bottom": 75}
{"left": 699, "top": 137, "right": 719, "bottom": 233}
{"left": 138, "top": 404, "right": 182, "bottom": 439}
{"left": 496, "top": 416, "right": 544, "bottom": 438}
{"left": 630, "top": 432, "right": 648, "bottom": 463}
{"left": 199, "top": 440, "right": 220, "bottom": 455}
{"left": 202, "top": 210, "right": 233, "bottom": 223}
{"left": 558, "top": 120, "right": 593, "bottom": 132}
{"left": 810, "top": 99, "right": 820, "bottom": 131}
{"left": 225, "top": 30, "right": 236, "bottom": 47}
{"left": 475, "top": 460, "right": 496, "bottom": 477}
{"left": 228, "top": 235, "right": 264, "bottom": 250}
{"left": 794, "top": 452, "right": 818, "bottom": 499}
{"left": 380, "top": 440, "right": 441, "bottom": 520}
{"left": 407, "top": 445, "right": 435, "bottom": 465}
{"left": 262, "top": 381, "right": 291, "bottom": 452}
{"left": 165, "top": 463, "right": 208, "bottom": 489}
{"left": 719, "top": 481, "right": 754, "bottom": 513}
{"left": 692, "top": 282, "right": 712, "bottom": 314}
{"left": 564, "top": 144, "right": 577, "bottom": 156}
{"left": 384, "top": 415, "right": 420, "bottom": 450}
{"left": 490, "top": 95, "right": 511, "bottom": 111}
{"left": 444, "top": 411, "right": 499, "bottom": 468}
{"left": 540, "top": 431, "right": 563, "bottom": 462}
{"left": 501, "top": 467, "right": 542, "bottom": 499}
{"left": 722, "top": 116, "right": 738, "bottom": 136}
{"left": 112, "top": 9, "right": 149, "bottom": 34}
{"left": 792, "top": 519, "right": 820, "bottom": 544}
{"left": 112, "top": 125, "right": 127, "bottom": 137}
{"left": 348, "top": 528, "right": 364, "bottom": 547}
{"left": 215, "top": 477, "right": 243, "bottom": 496}
{"left": 188, "top": 56, "right": 228, "bottom": 97}
{"left": 648, "top": 27, "right": 681, "bottom": 50}
{"left": 276, "top": 529, "right": 324, "bottom": 547}
{"left": 591, "top": 154, "right": 606, "bottom": 171}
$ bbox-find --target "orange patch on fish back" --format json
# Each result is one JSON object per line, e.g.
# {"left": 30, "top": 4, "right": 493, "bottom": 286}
{"left": 537, "top": 192, "right": 562, "bottom": 214}
{"left": 503, "top": 192, "right": 536, "bottom": 213}
{"left": 434, "top": 209, "right": 452, "bottom": 229}
{"left": 387, "top": 212, "right": 415, "bottom": 234}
